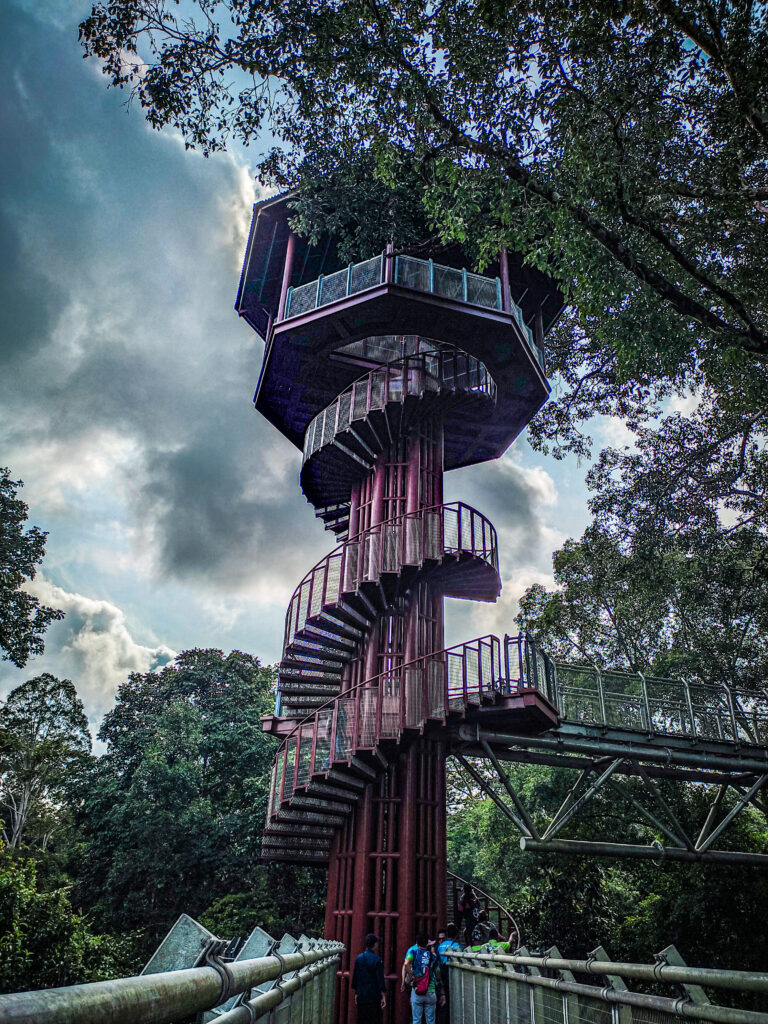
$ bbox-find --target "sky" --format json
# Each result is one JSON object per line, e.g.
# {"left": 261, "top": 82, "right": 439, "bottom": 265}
{"left": 0, "top": 0, "right": 611, "bottom": 739}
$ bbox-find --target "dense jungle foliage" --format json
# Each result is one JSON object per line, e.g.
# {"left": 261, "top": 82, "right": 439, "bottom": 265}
{"left": 1, "top": 0, "right": 767, "bottom": 998}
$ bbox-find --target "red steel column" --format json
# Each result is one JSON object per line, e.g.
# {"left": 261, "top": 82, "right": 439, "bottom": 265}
{"left": 328, "top": 420, "right": 448, "bottom": 1024}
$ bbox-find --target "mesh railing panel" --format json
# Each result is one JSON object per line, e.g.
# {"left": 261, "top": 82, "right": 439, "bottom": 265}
{"left": 358, "top": 687, "right": 378, "bottom": 748}
{"left": 429, "top": 658, "right": 446, "bottom": 718}
{"left": 466, "top": 271, "right": 500, "bottom": 309}
{"left": 333, "top": 699, "right": 355, "bottom": 761}
{"left": 465, "top": 648, "right": 481, "bottom": 703}
{"left": 286, "top": 280, "right": 316, "bottom": 317}
{"left": 295, "top": 726, "right": 313, "bottom": 786}
{"left": 447, "top": 651, "right": 465, "bottom": 707}
{"left": 318, "top": 267, "right": 347, "bottom": 305}
{"left": 380, "top": 685, "right": 400, "bottom": 738}
{"left": 433, "top": 263, "right": 464, "bottom": 300}
{"left": 405, "top": 665, "right": 424, "bottom": 727}
{"left": 396, "top": 255, "right": 430, "bottom": 291}
{"left": 309, "top": 571, "right": 324, "bottom": 617}
{"left": 283, "top": 742, "right": 296, "bottom": 799}
{"left": 313, "top": 710, "right": 332, "bottom": 773}
{"left": 350, "top": 254, "right": 383, "bottom": 292}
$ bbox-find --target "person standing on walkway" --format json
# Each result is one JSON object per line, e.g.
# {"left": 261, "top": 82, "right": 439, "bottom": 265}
{"left": 457, "top": 884, "right": 479, "bottom": 946}
{"left": 352, "top": 933, "right": 386, "bottom": 1024}
{"left": 436, "top": 923, "right": 463, "bottom": 1024}
{"left": 402, "top": 931, "right": 445, "bottom": 1024}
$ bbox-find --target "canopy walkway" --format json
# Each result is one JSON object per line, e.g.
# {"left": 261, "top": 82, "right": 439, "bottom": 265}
{"left": 264, "top": 632, "right": 768, "bottom": 867}
{"left": 2, "top": 916, "right": 767, "bottom": 1024}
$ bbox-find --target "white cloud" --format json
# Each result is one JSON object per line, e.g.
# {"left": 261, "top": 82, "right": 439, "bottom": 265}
{"left": 597, "top": 415, "right": 638, "bottom": 450}
{"left": 667, "top": 388, "right": 703, "bottom": 417}
{"left": 16, "top": 577, "right": 176, "bottom": 722}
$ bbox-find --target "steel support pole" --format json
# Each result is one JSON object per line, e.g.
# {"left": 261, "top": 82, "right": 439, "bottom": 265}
{"left": 519, "top": 837, "right": 768, "bottom": 865}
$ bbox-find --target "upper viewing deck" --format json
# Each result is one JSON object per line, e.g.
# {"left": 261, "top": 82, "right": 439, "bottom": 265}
{"left": 235, "top": 193, "right": 564, "bottom": 462}
{"left": 282, "top": 253, "right": 544, "bottom": 371}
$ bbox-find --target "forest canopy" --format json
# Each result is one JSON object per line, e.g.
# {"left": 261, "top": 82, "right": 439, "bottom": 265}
{"left": 80, "top": 0, "right": 768, "bottom": 477}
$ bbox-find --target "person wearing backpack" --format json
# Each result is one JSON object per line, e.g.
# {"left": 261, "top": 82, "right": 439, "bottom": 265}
{"left": 469, "top": 909, "right": 491, "bottom": 947}
{"left": 351, "top": 933, "right": 387, "bottom": 1023}
{"left": 401, "top": 931, "right": 445, "bottom": 1024}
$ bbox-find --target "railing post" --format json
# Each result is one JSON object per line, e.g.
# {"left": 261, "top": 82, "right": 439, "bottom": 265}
{"left": 316, "top": 273, "right": 324, "bottom": 308}
{"left": 503, "top": 634, "right": 511, "bottom": 693}
{"left": 683, "top": 680, "right": 697, "bottom": 738}
{"left": 346, "top": 261, "right": 353, "bottom": 295}
{"left": 596, "top": 667, "right": 607, "bottom": 725}
{"left": 462, "top": 267, "right": 468, "bottom": 302}
{"left": 723, "top": 684, "right": 740, "bottom": 741}
{"left": 384, "top": 243, "right": 394, "bottom": 283}
{"left": 429, "top": 258, "right": 435, "bottom": 293}
{"left": 639, "top": 671, "right": 653, "bottom": 732}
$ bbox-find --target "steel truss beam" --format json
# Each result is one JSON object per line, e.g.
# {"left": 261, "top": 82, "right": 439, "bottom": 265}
{"left": 453, "top": 725, "right": 768, "bottom": 865}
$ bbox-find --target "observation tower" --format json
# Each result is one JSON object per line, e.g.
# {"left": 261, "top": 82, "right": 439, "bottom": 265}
{"left": 236, "top": 194, "right": 563, "bottom": 1023}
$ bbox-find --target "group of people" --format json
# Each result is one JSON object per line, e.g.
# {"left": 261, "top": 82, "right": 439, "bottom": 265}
{"left": 352, "top": 886, "right": 519, "bottom": 1024}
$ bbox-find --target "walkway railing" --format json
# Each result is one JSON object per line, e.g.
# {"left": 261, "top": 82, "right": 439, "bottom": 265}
{"left": 446, "top": 944, "right": 768, "bottom": 1024}
{"left": 270, "top": 634, "right": 768, "bottom": 825}
{"left": 303, "top": 344, "right": 496, "bottom": 468}
{"left": 0, "top": 931, "right": 343, "bottom": 1024}
{"left": 283, "top": 503, "right": 499, "bottom": 652}
{"left": 282, "top": 251, "right": 542, "bottom": 365}
{"left": 510, "top": 636, "right": 768, "bottom": 747}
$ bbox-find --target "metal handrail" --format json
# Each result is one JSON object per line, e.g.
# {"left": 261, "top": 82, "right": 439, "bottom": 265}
{"left": 271, "top": 633, "right": 512, "bottom": 810}
{"left": 281, "top": 250, "right": 544, "bottom": 368}
{"left": 282, "top": 500, "right": 499, "bottom": 653}
{"left": 302, "top": 343, "right": 497, "bottom": 468}
{"left": 446, "top": 949, "right": 768, "bottom": 1024}
{"left": 0, "top": 943, "right": 344, "bottom": 1024}
{"left": 274, "top": 633, "right": 502, "bottom": 754}
{"left": 447, "top": 868, "right": 521, "bottom": 941}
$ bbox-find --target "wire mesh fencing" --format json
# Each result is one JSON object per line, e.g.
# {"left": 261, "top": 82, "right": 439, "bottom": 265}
{"left": 446, "top": 946, "right": 768, "bottom": 1024}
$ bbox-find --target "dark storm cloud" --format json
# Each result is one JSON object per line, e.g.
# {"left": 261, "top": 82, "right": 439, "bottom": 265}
{"left": 0, "top": 1, "right": 329, "bottom": 596}
{"left": 445, "top": 451, "right": 558, "bottom": 567}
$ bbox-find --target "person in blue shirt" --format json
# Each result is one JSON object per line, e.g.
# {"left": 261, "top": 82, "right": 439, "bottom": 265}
{"left": 436, "top": 923, "right": 463, "bottom": 1023}
{"left": 402, "top": 931, "right": 445, "bottom": 1024}
{"left": 351, "top": 933, "right": 386, "bottom": 1024}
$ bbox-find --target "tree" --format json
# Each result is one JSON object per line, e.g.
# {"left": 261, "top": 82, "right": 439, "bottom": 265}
{"left": 75, "top": 649, "right": 324, "bottom": 940}
{"left": 0, "top": 469, "right": 63, "bottom": 667}
{"left": 518, "top": 396, "right": 768, "bottom": 687}
{"left": 80, "top": 0, "right": 768, "bottom": 464}
{"left": 446, "top": 760, "right": 768, "bottom": 974}
{"left": 0, "top": 842, "right": 139, "bottom": 993}
{"left": 0, "top": 675, "right": 92, "bottom": 852}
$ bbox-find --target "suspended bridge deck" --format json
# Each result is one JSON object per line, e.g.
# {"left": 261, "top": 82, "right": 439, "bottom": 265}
{"left": 263, "top": 635, "right": 768, "bottom": 866}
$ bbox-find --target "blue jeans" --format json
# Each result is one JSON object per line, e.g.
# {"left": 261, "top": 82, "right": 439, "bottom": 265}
{"left": 411, "top": 990, "right": 437, "bottom": 1024}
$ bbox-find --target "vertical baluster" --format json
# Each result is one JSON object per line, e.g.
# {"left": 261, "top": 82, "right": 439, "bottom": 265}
{"left": 724, "top": 684, "right": 739, "bottom": 741}
{"left": 684, "top": 680, "right": 696, "bottom": 738}
{"left": 596, "top": 667, "right": 607, "bottom": 725}
{"left": 462, "top": 646, "right": 468, "bottom": 709}
{"left": 517, "top": 635, "right": 525, "bottom": 689}
{"left": 429, "top": 258, "right": 434, "bottom": 293}
{"left": 330, "top": 700, "right": 339, "bottom": 764}
{"left": 639, "top": 672, "right": 652, "bottom": 732}
{"left": 346, "top": 262, "right": 353, "bottom": 296}
{"left": 462, "top": 267, "right": 468, "bottom": 302}
{"left": 503, "top": 634, "right": 511, "bottom": 694}
{"left": 316, "top": 274, "right": 324, "bottom": 308}
{"left": 310, "top": 713, "right": 319, "bottom": 776}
